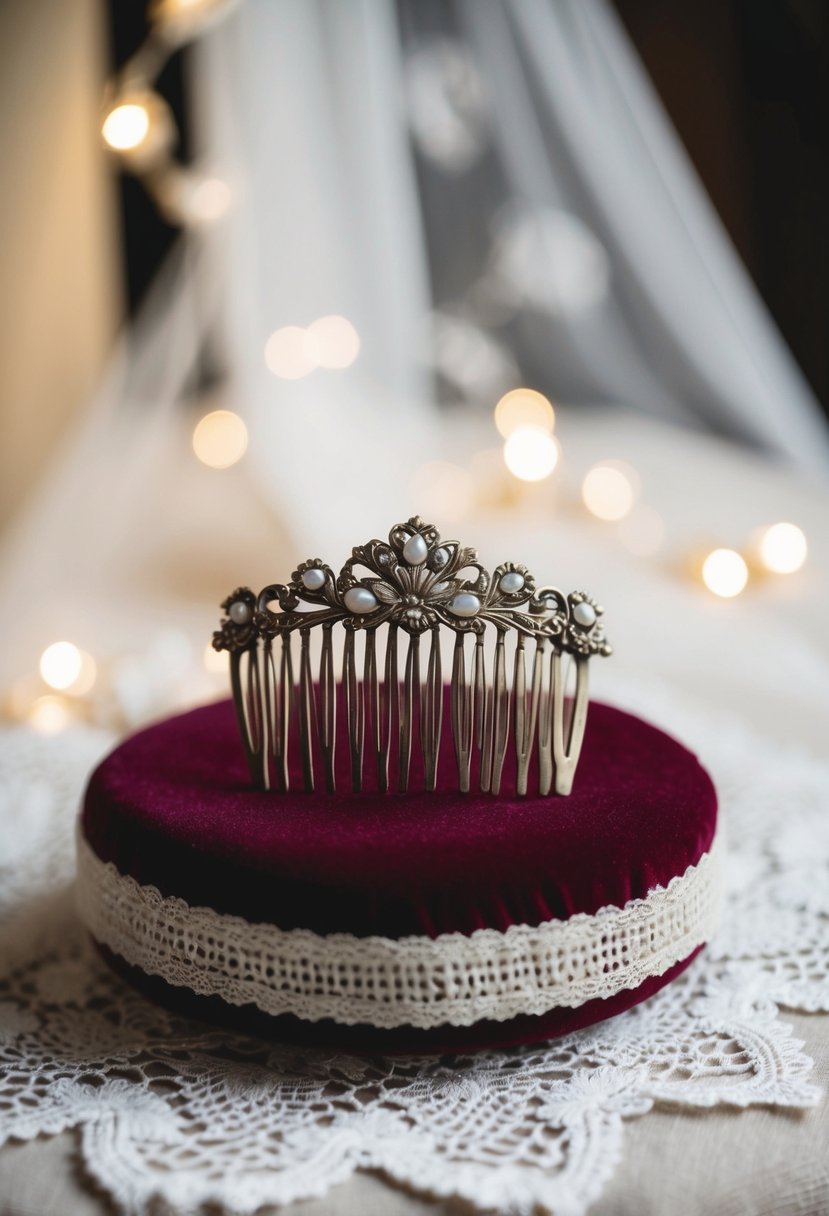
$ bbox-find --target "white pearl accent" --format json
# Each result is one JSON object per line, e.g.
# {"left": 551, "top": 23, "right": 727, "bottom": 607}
{"left": 344, "top": 586, "right": 377, "bottom": 614}
{"left": 432, "top": 580, "right": 449, "bottom": 594}
{"left": 402, "top": 534, "right": 428, "bottom": 565}
{"left": 301, "top": 568, "right": 326, "bottom": 591}
{"left": 449, "top": 593, "right": 481, "bottom": 618}
{"left": 573, "top": 601, "right": 596, "bottom": 628}
{"left": 229, "top": 601, "right": 251, "bottom": 625}
{"left": 499, "top": 571, "right": 524, "bottom": 593}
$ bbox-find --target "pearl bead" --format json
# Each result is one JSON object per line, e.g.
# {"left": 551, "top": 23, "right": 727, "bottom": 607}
{"left": 229, "top": 600, "right": 251, "bottom": 625}
{"left": 344, "top": 586, "right": 378, "bottom": 614}
{"left": 449, "top": 593, "right": 481, "bottom": 618}
{"left": 432, "top": 547, "right": 449, "bottom": 568}
{"left": 573, "top": 601, "right": 596, "bottom": 628}
{"left": 402, "top": 534, "right": 428, "bottom": 565}
{"left": 301, "top": 568, "right": 326, "bottom": 591}
{"left": 499, "top": 571, "right": 524, "bottom": 593}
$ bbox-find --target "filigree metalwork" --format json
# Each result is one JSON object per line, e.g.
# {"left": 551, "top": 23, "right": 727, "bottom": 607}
{"left": 213, "top": 516, "right": 611, "bottom": 797}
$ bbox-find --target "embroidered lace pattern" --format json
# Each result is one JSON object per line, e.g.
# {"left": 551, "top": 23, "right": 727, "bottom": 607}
{"left": 1, "top": 684, "right": 826, "bottom": 1216}
{"left": 75, "top": 830, "right": 721, "bottom": 1028}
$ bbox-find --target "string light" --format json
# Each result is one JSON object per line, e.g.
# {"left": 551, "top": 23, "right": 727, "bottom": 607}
{"left": 39, "top": 642, "right": 96, "bottom": 694}
{"left": 701, "top": 548, "right": 749, "bottom": 599}
{"left": 180, "top": 176, "right": 232, "bottom": 224}
{"left": 503, "top": 426, "right": 560, "bottom": 482}
{"left": 410, "top": 460, "right": 474, "bottom": 521}
{"left": 264, "top": 327, "right": 317, "bottom": 380}
{"left": 582, "top": 461, "right": 639, "bottom": 522}
{"left": 102, "top": 102, "right": 150, "bottom": 152}
{"left": 757, "top": 522, "right": 807, "bottom": 575}
{"left": 27, "top": 695, "right": 72, "bottom": 735}
{"left": 192, "top": 410, "right": 248, "bottom": 468}
{"left": 494, "top": 388, "right": 555, "bottom": 438}
{"left": 618, "top": 504, "right": 665, "bottom": 557}
{"left": 307, "top": 315, "right": 360, "bottom": 370}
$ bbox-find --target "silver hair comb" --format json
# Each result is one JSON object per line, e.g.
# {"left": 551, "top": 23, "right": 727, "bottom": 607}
{"left": 213, "top": 515, "right": 611, "bottom": 797}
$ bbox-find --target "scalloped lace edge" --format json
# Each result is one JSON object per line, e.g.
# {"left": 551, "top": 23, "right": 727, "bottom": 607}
{"left": 75, "top": 829, "right": 721, "bottom": 1029}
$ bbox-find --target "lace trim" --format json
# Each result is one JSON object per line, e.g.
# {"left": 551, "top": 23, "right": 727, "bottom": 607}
{"left": 76, "top": 830, "right": 721, "bottom": 1029}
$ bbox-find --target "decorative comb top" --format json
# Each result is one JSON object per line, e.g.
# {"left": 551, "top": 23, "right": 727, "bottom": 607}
{"left": 213, "top": 516, "right": 611, "bottom": 798}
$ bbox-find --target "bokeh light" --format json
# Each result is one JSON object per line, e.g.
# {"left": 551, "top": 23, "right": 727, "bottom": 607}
{"left": 40, "top": 642, "right": 79, "bottom": 691}
{"left": 28, "top": 695, "right": 72, "bottom": 735}
{"left": 410, "top": 460, "right": 474, "bottom": 522}
{"left": 192, "top": 410, "right": 248, "bottom": 469}
{"left": 185, "top": 176, "right": 232, "bottom": 223}
{"left": 102, "top": 103, "right": 150, "bottom": 151}
{"left": 701, "top": 548, "right": 749, "bottom": 598}
{"left": 264, "top": 326, "right": 317, "bottom": 380}
{"left": 618, "top": 504, "right": 666, "bottom": 557}
{"left": 758, "top": 522, "right": 807, "bottom": 574}
{"left": 307, "top": 315, "right": 360, "bottom": 369}
{"left": 582, "top": 461, "right": 639, "bottom": 522}
{"left": 494, "top": 388, "right": 555, "bottom": 438}
{"left": 503, "top": 426, "right": 560, "bottom": 482}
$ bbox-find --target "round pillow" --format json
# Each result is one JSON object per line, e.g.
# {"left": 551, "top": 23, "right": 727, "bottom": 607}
{"left": 77, "top": 698, "right": 719, "bottom": 1052}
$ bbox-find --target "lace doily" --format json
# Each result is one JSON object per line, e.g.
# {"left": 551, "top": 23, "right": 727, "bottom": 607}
{"left": 1, "top": 685, "right": 827, "bottom": 1216}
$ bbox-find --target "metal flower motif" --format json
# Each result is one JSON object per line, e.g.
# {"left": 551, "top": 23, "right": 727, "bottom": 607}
{"left": 213, "top": 587, "right": 258, "bottom": 653}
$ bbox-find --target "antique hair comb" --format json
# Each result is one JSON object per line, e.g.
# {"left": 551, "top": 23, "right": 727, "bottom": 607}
{"left": 213, "top": 515, "right": 611, "bottom": 797}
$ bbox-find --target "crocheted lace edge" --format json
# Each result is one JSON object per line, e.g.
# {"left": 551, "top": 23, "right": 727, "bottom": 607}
{"left": 75, "top": 828, "right": 721, "bottom": 1029}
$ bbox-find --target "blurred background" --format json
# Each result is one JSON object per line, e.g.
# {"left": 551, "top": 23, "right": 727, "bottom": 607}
{"left": 0, "top": 0, "right": 827, "bottom": 749}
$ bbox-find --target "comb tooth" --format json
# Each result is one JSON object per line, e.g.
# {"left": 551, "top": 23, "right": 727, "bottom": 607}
{"left": 379, "top": 624, "right": 397, "bottom": 793}
{"left": 260, "top": 638, "right": 275, "bottom": 791}
{"left": 279, "top": 634, "right": 293, "bottom": 792}
{"left": 422, "top": 625, "right": 443, "bottom": 791}
{"left": 536, "top": 639, "right": 553, "bottom": 796}
{"left": 398, "top": 632, "right": 420, "bottom": 793}
{"left": 319, "top": 624, "right": 336, "bottom": 793}
{"left": 364, "top": 626, "right": 379, "bottom": 791}
{"left": 489, "top": 629, "right": 510, "bottom": 796}
{"left": 451, "top": 632, "right": 472, "bottom": 793}
{"left": 230, "top": 650, "right": 260, "bottom": 788}
{"left": 514, "top": 636, "right": 543, "bottom": 796}
{"left": 343, "top": 628, "right": 364, "bottom": 792}
{"left": 298, "top": 628, "right": 315, "bottom": 792}
{"left": 553, "top": 653, "right": 590, "bottom": 795}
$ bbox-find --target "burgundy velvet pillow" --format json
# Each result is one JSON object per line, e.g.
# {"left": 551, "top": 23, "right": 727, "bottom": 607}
{"left": 78, "top": 697, "right": 718, "bottom": 1052}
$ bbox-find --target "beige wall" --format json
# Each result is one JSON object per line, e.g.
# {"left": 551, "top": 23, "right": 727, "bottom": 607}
{"left": 0, "top": 0, "right": 121, "bottom": 532}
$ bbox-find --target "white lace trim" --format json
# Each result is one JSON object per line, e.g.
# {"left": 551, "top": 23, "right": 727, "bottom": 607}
{"left": 75, "top": 829, "right": 721, "bottom": 1028}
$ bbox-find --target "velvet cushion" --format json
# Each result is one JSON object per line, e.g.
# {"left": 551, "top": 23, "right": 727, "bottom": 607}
{"left": 82, "top": 697, "right": 717, "bottom": 939}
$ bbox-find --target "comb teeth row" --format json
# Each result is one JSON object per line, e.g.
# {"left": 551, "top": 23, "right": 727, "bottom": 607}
{"left": 231, "top": 625, "right": 590, "bottom": 798}
{"left": 213, "top": 516, "right": 610, "bottom": 797}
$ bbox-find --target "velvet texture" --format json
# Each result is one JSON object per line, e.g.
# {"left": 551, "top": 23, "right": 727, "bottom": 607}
{"left": 82, "top": 697, "right": 717, "bottom": 939}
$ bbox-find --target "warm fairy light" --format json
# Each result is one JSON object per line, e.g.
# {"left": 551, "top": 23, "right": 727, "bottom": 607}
{"left": 410, "top": 460, "right": 474, "bottom": 521}
{"left": 503, "top": 426, "right": 560, "bottom": 482}
{"left": 102, "top": 103, "right": 150, "bottom": 151}
{"left": 758, "top": 522, "right": 807, "bottom": 575}
{"left": 192, "top": 409, "right": 248, "bottom": 469}
{"left": 264, "top": 326, "right": 317, "bottom": 380}
{"left": 702, "top": 548, "right": 749, "bottom": 598}
{"left": 308, "top": 315, "right": 360, "bottom": 370}
{"left": 39, "top": 642, "right": 97, "bottom": 695}
{"left": 185, "top": 176, "right": 231, "bottom": 223}
{"left": 40, "top": 642, "right": 82, "bottom": 691}
{"left": 28, "top": 695, "right": 72, "bottom": 735}
{"left": 618, "top": 504, "right": 665, "bottom": 557}
{"left": 494, "top": 388, "right": 555, "bottom": 439}
{"left": 203, "top": 641, "right": 228, "bottom": 674}
{"left": 582, "top": 462, "right": 638, "bottom": 522}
